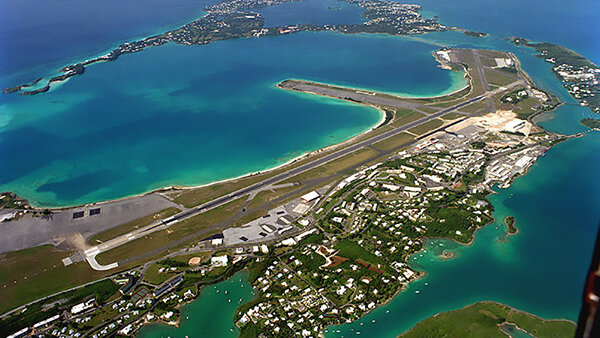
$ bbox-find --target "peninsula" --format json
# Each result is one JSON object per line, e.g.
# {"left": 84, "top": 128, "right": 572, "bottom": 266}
{"left": 0, "top": 47, "right": 572, "bottom": 337}
{"left": 2, "top": 0, "right": 450, "bottom": 96}
{"left": 399, "top": 301, "right": 575, "bottom": 337}
{"left": 510, "top": 37, "right": 600, "bottom": 128}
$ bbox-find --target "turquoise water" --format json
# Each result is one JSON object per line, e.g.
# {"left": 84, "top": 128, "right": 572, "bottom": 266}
{"left": 0, "top": 32, "right": 466, "bottom": 207}
{"left": 0, "top": 0, "right": 221, "bottom": 88}
{"left": 1, "top": 0, "right": 599, "bottom": 336}
{"left": 411, "top": 0, "right": 600, "bottom": 65}
{"left": 137, "top": 271, "right": 256, "bottom": 338}
{"left": 500, "top": 323, "right": 535, "bottom": 338}
{"left": 327, "top": 133, "right": 600, "bottom": 337}
{"left": 326, "top": 27, "right": 600, "bottom": 337}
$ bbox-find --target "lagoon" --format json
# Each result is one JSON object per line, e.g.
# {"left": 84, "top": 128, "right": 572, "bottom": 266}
{"left": 0, "top": 31, "right": 466, "bottom": 207}
{"left": 137, "top": 271, "right": 256, "bottom": 338}
{"left": 1, "top": 0, "right": 599, "bottom": 336}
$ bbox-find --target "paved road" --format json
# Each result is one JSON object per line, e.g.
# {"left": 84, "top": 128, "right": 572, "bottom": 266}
{"left": 82, "top": 76, "right": 523, "bottom": 270}
{"left": 471, "top": 49, "right": 496, "bottom": 112}
{"left": 279, "top": 81, "right": 442, "bottom": 114}
{"left": 0, "top": 194, "right": 181, "bottom": 253}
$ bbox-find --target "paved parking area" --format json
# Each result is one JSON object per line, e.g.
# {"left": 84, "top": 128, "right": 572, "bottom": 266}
{"left": 0, "top": 194, "right": 180, "bottom": 253}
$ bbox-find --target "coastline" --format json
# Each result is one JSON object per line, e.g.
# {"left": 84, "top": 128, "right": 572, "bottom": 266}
{"left": 398, "top": 300, "right": 576, "bottom": 337}
{"left": 9, "top": 99, "right": 385, "bottom": 209}
{"left": 285, "top": 53, "right": 469, "bottom": 100}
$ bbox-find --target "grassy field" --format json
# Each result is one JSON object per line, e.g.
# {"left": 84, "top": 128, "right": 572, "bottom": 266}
{"left": 512, "top": 97, "right": 544, "bottom": 119}
{"left": 334, "top": 239, "right": 384, "bottom": 266}
{"left": 90, "top": 207, "right": 180, "bottom": 244}
{"left": 458, "top": 100, "right": 488, "bottom": 114}
{"left": 0, "top": 278, "right": 119, "bottom": 336}
{"left": 247, "top": 185, "right": 299, "bottom": 210}
{"left": 170, "top": 174, "right": 269, "bottom": 208}
{"left": 230, "top": 209, "right": 269, "bottom": 228}
{"left": 441, "top": 112, "right": 464, "bottom": 120}
{"left": 418, "top": 106, "right": 438, "bottom": 114}
{"left": 372, "top": 132, "right": 415, "bottom": 152}
{"left": 484, "top": 68, "right": 517, "bottom": 87}
{"left": 281, "top": 148, "right": 379, "bottom": 184}
{"left": 391, "top": 111, "right": 426, "bottom": 128}
{"left": 169, "top": 124, "right": 386, "bottom": 209}
{"left": 143, "top": 252, "right": 209, "bottom": 285}
{"left": 0, "top": 245, "right": 112, "bottom": 315}
{"left": 408, "top": 119, "right": 444, "bottom": 135}
{"left": 96, "top": 196, "right": 247, "bottom": 265}
{"left": 409, "top": 81, "right": 472, "bottom": 107}
{"left": 400, "top": 301, "right": 576, "bottom": 337}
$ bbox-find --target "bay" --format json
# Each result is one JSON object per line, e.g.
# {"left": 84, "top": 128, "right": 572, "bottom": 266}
{"left": 0, "top": 0, "right": 220, "bottom": 88}
{"left": 137, "top": 271, "right": 256, "bottom": 338}
{"left": 0, "top": 32, "right": 465, "bottom": 207}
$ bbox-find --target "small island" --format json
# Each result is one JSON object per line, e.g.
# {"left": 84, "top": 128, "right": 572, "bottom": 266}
{"left": 399, "top": 301, "right": 576, "bottom": 337}
{"left": 463, "top": 30, "right": 489, "bottom": 38}
{"left": 504, "top": 216, "right": 518, "bottom": 235}
{"left": 581, "top": 118, "right": 600, "bottom": 130}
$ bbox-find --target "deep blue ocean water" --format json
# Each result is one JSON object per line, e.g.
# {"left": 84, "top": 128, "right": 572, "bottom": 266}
{"left": 325, "top": 1, "right": 600, "bottom": 335}
{"left": 413, "top": 0, "right": 600, "bottom": 65}
{"left": 0, "top": 0, "right": 225, "bottom": 88}
{"left": 0, "top": 0, "right": 599, "bottom": 336}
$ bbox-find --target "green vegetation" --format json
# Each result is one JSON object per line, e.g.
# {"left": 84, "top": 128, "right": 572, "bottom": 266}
{"left": 96, "top": 197, "right": 246, "bottom": 265}
{"left": 504, "top": 216, "right": 518, "bottom": 234}
{"left": 464, "top": 31, "right": 488, "bottom": 38}
{"left": 413, "top": 82, "right": 472, "bottom": 106}
{"left": 418, "top": 106, "right": 438, "bottom": 114}
{"left": 524, "top": 41, "right": 598, "bottom": 69}
{"left": 90, "top": 207, "right": 180, "bottom": 243}
{"left": 391, "top": 111, "right": 426, "bottom": 128}
{"left": 510, "top": 37, "right": 599, "bottom": 113}
{"left": 470, "top": 141, "right": 486, "bottom": 149}
{"left": 334, "top": 239, "right": 384, "bottom": 266}
{"left": 458, "top": 99, "right": 488, "bottom": 114}
{"left": 0, "top": 245, "right": 112, "bottom": 315}
{"left": 372, "top": 132, "right": 415, "bottom": 151}
{"left": 400, "top": 301, "right": 576, "bottom": 337}
{"left": 0, "top": 278, "right": 119, "bottom": 336}
{"left": 144, "top": 252, "right": 210, "bottom": 285}
{"left": 172, "top": 175, "right": 267, "bottom": 208}
{"left": 581, "top": 118, "right": 600, "bottom": 129}
{"left": 441, "top": 112, "right": 464, "bottom": 120}
{"left": 501, "top": 88, "right": 529, "bottom": 104}
{"left": 281, "top": 148, "right": 379, "bottom": 184}
{"left": 0, "top": 192, "right": 29, "bottom": 209}
{"left": 408, "top": 119, "right": 444, "bottom": 135}
{"left": 425, "top": 207, "right": 481, "bottom": 243}
{"left": 484, "top": 68, "right": 517, "bottom": 87}
{"left": 247, "top": 256, "right": 275, "bottom": 284}
{"left": 247, "top": 186, "right": 299, "bottom": 210}
{"left": 231, "top": 209, "right": 269, "bottom": 228}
